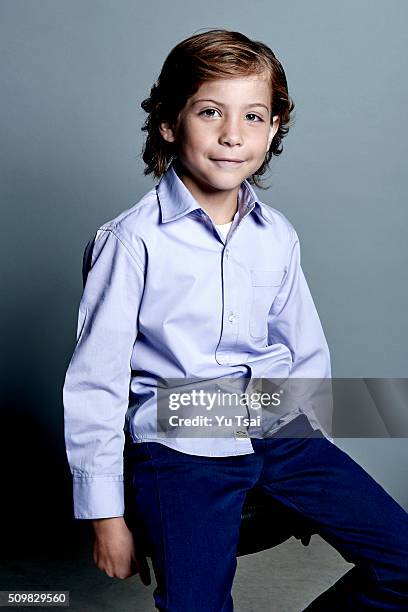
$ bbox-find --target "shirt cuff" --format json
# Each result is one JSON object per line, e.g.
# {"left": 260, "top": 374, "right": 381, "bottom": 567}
{"left": 72, "top": 475, "right": 124, "bottom": 519}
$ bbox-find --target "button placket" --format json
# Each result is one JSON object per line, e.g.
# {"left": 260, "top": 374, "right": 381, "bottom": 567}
{"left": 215, "top": 228, "right": 241, "bottom": 366}
{"left": 221, "top": 252, "right": 239, "bottom": 338}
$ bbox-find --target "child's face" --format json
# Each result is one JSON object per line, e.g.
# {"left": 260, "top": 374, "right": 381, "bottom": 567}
{"left": 159, "top": 72, "right": 279, "bottom": 193}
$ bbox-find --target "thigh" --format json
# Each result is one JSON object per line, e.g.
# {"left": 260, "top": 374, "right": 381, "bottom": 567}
{"left": 124, "top": 440, "right": 256, "bottom": 612}
{"left": 258, "top": 433, "right": 408, "bottom": 587}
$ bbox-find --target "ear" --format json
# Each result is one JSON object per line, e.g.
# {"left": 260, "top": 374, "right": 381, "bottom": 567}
{"left": 267, "top": 115, "right": 280, "bottom": 151}
{"left": 159, "top": 120, "right": 176, "bottom": 143}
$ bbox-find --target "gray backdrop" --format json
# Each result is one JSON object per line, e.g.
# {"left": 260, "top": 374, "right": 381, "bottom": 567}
{"left": 1, "top": 0, "right": 407, "bottom": 553}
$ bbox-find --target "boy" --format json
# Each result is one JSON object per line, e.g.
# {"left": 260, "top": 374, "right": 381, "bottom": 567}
{"left": 63, "top": 29, "right": 408, "bottom": 611}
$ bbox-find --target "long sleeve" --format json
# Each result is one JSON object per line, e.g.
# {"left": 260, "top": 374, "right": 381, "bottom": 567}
{"left": 62, "top": 227, "right": 145, "bottom": 519}
{"left": 267, "top": 227, "right": 333, "bottom": 436}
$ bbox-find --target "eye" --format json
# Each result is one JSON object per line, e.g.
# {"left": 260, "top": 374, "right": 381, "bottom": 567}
{"left": 246, "top": 113, "right": 263, "bottom": 122}
{"left": 198, "top": 108, "right": 221, "bottom": 118}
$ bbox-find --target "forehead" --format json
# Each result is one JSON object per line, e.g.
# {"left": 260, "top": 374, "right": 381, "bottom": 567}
{"left": 188, "top": 74, "right": 272, "bottom": 106}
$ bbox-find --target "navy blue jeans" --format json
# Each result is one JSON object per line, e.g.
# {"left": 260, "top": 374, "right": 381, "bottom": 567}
{"left": 123, "top": 415, "right": 408, "bottom": 611}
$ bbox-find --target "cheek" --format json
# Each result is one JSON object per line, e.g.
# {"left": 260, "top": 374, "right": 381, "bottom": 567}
{"left": 184, "top": 129, "right": 210, "bottom": 154}
{"left": 245, "top": 124, "right": 269, "bottom": 144}
{"left": 246, "top": 138, "right": 268, "bottom": 160}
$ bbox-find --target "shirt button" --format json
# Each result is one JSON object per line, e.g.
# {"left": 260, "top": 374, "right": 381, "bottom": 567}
{"left": 225, "top": 248, "right": 230, "bottom": 258}
{"left": 228, "top": 313, "right": 237, "bottom": 323}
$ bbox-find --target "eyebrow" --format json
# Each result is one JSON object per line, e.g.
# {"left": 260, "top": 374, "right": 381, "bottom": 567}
{"left": 191, "top": 98, "right": 270, "bottom": 113}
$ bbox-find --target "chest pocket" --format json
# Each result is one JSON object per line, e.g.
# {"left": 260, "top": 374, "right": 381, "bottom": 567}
{"left": 249, "top": 269, "right": 286, "bottom": 339}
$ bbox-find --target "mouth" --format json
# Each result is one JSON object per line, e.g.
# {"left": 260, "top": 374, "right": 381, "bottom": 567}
{"left": 210, "top": 158, "right": 245, "bottom": 167}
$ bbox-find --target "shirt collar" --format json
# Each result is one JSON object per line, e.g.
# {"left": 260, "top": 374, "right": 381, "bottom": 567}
{"left": 156, "top": 158, "right": 271, "bottom": 224}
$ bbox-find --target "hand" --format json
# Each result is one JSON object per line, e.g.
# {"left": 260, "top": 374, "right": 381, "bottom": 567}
{"left": 92, "top": 516, "right": 151, "bottom": 584}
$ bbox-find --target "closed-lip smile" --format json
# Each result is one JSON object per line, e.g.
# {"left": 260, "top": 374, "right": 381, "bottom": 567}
{"left": 211, "top": 158, "right": 245, "bottom": 162}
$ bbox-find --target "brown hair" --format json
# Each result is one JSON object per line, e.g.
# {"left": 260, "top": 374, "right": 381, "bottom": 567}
{"left": 140, "top": 28, "right": 295, "bottom": 189}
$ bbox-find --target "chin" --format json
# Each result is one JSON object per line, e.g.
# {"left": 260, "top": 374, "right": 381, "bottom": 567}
{"left": 206, "top": 174, "right": 244, "bottom": 191}
{"left": 204, "top": 167, "right": 249, "bottom": 185}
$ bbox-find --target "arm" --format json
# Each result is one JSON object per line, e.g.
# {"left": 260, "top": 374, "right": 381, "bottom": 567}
{"left": 267, "top": 226, "right": 333, "bottom": 437}
{"left": 63, "top": 226, "right": 145, "bottom": 520}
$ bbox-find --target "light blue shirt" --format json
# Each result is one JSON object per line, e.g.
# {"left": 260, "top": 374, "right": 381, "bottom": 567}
{"left": 63, "top": 159, "right": 333, "bottom": 519}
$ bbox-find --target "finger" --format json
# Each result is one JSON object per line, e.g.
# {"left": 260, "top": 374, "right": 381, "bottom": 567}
{"left": 129, "top": 555, "right": 140, "bottom": 575}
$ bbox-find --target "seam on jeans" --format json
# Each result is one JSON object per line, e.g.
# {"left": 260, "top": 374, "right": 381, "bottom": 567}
{"left": 256, "top": 484, "right": 308, "bottom": 520}
{"left": 150, "top": 446, "right": 169, "bottom": 610}
{"left": 258, "top": 478, "right": 330, "bottom": 535}
{"left": 366, "top": 563, "right": 380, "bottom": 584}
{"left": 259, "top": 482, "right": 381, "bottom": 585}
{"left": 257, "top": 482, "right": 341, "bottom": 558}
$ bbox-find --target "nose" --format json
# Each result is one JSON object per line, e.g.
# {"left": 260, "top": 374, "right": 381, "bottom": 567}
{"left": 219, "top": 116, "right": 242, "bottom": 147}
